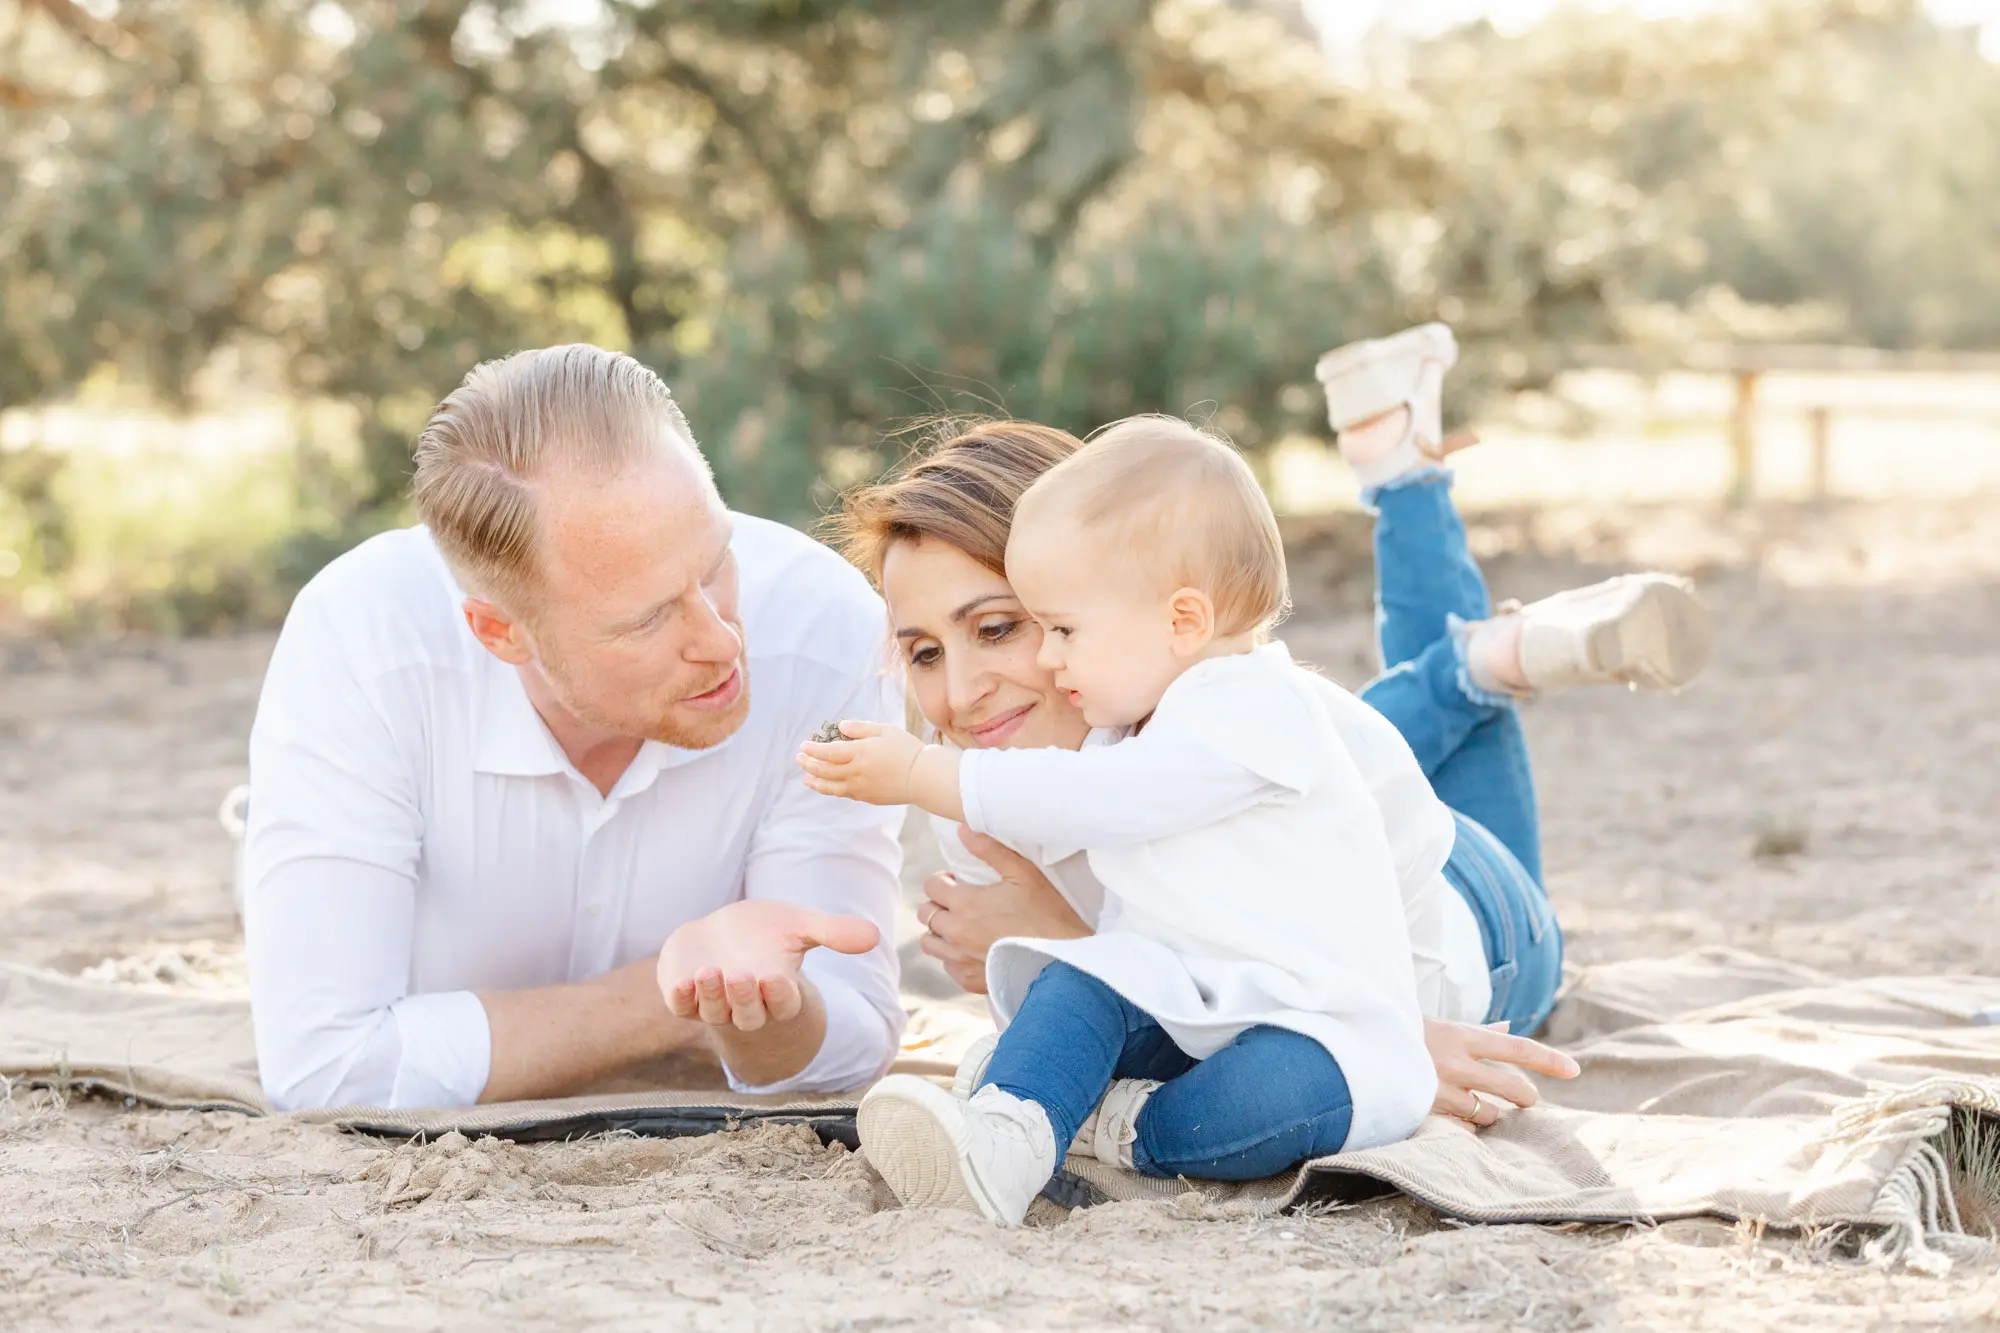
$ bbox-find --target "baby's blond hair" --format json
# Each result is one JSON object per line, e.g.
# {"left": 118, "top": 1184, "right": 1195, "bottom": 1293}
{"left": 1012, "top": 414, "right": 1289, "bottom": 636}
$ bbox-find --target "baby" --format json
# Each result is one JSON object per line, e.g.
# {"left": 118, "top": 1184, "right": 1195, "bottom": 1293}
{"left": 798, "top": 416, "right": 1434, "bottom": 1225}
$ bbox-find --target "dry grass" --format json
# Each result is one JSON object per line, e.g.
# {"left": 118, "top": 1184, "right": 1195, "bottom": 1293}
{"left": 1949, "top": 1111, "right": 2000, "bottom": 1241}
{"left": 0, "top": 1075, "right": 56, "bottom": 1144}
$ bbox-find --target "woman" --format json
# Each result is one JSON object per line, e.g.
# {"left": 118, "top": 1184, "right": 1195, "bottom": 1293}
{"left": 830, "top": 326, "right": 1711, "bottom": 1126}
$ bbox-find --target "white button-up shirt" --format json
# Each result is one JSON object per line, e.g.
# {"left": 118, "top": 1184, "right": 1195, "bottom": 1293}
{"left": 243, "top": 516, "right": 904, "bottom": 1111}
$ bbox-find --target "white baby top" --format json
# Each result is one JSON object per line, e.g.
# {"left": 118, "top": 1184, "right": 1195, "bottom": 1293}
{"left": 956, "top": 641, "right": 1439, "bottom": 1152}
{"left": 931, "top": 663, "right": 1492, "bottom": 1027}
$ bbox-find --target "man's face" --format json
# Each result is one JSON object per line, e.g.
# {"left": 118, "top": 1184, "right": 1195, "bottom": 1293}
{"left": 515, "top": 447, "right": 750, "bottom": 750}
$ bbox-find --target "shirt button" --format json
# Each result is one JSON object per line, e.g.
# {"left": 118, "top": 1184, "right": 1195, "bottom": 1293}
{"left": 585, "top": 901, "right": 602, "bottom": 916}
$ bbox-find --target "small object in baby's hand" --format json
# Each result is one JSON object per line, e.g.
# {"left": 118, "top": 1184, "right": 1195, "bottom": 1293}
{"left": 811, "top": 720, "right": 845, "bottom": 745}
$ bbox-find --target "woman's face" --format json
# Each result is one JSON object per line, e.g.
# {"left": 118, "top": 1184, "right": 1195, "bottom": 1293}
{"left": 880, "top": 536, "right": 1092, "bottom": 752}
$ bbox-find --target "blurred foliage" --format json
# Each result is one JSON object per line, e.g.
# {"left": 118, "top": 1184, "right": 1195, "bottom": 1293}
{"left": 1, "top": 0, "right": 1996, "bottom": 627}
{"left": 1673, "top": 18, "right": 2000, "bottom": 350}
{"left": 0, "top": 397, "right": 380, "bottom": 633}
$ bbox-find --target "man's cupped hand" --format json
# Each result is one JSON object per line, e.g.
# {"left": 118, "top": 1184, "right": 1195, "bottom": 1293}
{"left": 655, "top": 899, "right": 879, "bottom": 1031}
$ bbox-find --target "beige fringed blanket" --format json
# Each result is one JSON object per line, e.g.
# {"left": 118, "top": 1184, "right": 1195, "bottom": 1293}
{"left": 3, "top": 947, "right": 1996, "bottom": 1264}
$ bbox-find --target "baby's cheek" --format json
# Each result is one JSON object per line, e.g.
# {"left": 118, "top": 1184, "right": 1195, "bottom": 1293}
{"left": 1074, "top": 659, "right": 1115, "bottom": 700}
{"left": 1087, "top": 650, "right": 1131, "bottom": 691}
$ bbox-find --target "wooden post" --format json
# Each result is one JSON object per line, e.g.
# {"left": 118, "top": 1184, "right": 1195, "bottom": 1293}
{"left": 1728, "top": 369, "right": 1760, "bottom": 506}
{"left": 1808, "top": 406, "right": 1832, "bottom": 501}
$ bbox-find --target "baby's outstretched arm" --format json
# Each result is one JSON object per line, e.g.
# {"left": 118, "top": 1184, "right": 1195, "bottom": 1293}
{"left": 798, "top": 722, "right": 965, "bottom": 822}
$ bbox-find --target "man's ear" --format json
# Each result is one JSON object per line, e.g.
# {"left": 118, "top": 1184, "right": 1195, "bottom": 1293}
{"left": 463, "top": 597, "right": 534, "bottom": 665}
{"left": 1167, "top": 587, "right": 1216, "bottom": 657}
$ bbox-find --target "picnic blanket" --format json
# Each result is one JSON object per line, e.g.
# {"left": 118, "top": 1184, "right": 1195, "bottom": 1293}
{"left": 3, "top": 947, "right": 1996, "bottom": 1267}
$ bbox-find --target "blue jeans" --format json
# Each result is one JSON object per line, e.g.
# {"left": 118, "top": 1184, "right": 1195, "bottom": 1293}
{"left": 981, "top": 962, "right": 1353, "bottom": 1182}
{"left": 1356, "top": 471, "right": 1565, "bottom": 1034}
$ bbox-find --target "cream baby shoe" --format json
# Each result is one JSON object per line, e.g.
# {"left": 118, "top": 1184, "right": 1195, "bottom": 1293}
{"left": 1067, "top": 1078, "right": 1160, "bottom": 1170}
{"left": 1504, "top": 573, "right": 1712, "bottom": 694}
{"left": 1314, "top": 322, "right": 1463, "bottom": 489}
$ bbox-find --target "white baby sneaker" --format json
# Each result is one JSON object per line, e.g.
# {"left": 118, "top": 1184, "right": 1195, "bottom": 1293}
{"left": 1069, "top": 1078, "right": 1160, "bottom": 1170}
{"left": 1510, "top": 573, "right": 1713, "bottom": 694}
{"left": 951, "top": 1031, "right": 999, "bottom": 1100}
{"left": 858, "top": 1077, "right": 1058, "bottom": 1227}
{"left": 1315, "top": 322, "right": 1464, "bottom": 489}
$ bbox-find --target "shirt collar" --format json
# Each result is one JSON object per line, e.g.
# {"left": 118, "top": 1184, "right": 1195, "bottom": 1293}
{"left": 606, "top": 726, "right": 739, "bottom": 804}
{"left": 437, "top": 544, "right": 566, "bottom": 781}
{"left": 471, "top": 648, "right": 745, "bottom": 787}
{"left": 472, "top": 651, "right": 571, "bottom": 778}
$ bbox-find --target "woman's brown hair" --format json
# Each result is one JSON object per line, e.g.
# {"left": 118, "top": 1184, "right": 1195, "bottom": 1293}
{"left": 828, "top": 419, "right": 1084, "bottom": 585}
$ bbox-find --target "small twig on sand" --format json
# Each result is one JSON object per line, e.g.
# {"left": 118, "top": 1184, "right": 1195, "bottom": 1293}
{"left": 458, "top": 1241, "right": 622, "bottom": 1272}
{"left": 130, "top": 1140, "right": 194, "bottom": 1184}
{"left": 124, "top": 1181, "right": 273, "bottom": 1233}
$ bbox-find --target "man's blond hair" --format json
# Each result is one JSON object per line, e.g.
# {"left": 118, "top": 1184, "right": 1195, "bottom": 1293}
{"left": 1013, "top": 414, "right": 1289, "bottom": 636}
{"left": 412, "top": 344, "right": 706, "bottom": 609}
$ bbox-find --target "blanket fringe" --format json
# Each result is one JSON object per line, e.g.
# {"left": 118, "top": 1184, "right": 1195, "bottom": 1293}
{"left": 1825, "top": 1077, "right": 2000, "bottom": 1148}
{"left": 1819, "top": 1078, "right": 2000, "bottom": 1274}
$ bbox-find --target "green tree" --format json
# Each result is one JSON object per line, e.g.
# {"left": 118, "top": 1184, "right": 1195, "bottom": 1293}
{"left": 5, "top": 0, "right": 1991, "bottom": 558}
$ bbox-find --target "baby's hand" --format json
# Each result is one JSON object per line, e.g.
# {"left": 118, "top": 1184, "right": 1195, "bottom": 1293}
{"left": 798, "top": 721, "right": 926, "bottom": 806}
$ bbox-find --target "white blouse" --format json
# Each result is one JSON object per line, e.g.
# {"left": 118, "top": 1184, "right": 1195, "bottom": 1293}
{"left": 954, "top": 642, "right": 1443, "bottom": 1152}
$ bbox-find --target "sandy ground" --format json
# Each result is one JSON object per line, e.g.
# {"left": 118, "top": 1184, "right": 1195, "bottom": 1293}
{"left": 4, "top": 496, "right": 2000, "bottom": 1329}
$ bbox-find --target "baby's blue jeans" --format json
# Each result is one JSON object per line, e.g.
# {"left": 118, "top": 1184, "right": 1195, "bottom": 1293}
{"left": 980, "top": 961, "right": 1353, "bottom": 1181}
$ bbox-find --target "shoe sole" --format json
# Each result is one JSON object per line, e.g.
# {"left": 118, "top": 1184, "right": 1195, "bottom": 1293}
{"left": 858, "top": 1080, "right": 1006, "bottom": 1223}
{"left": 1314, "top": 322, "right": 1459, "bottom": 383}
{"left": 1588, "top": 578, "right": 1712, "bottom": 691}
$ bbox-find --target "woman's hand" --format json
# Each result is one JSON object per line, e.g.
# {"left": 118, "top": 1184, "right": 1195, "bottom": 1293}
{"left": 918, "top": 828, "right": 1091, "bottom": 994}
{"left": 1425, "top": 1017, "right": 1580, "bottom": 1126}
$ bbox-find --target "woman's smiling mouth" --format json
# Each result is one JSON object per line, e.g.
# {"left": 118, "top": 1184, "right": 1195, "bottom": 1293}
{"left": 962, "top": 702, "right": 1035, "bottom": 748}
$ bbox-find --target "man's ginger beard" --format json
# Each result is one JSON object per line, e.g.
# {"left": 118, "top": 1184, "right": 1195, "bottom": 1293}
{"left": 532, "top": 615, "right": 753, "bottom": 751}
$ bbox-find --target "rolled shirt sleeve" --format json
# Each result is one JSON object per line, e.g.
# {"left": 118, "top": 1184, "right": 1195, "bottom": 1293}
{"left": 247, "top": 855, "right": 495, "bottom": 1111}
{"left": 727, "top": 660, "right": 908, "bottom": 1095}
{"left": 244, "top": 590, "right": 489, "bottom": 1111}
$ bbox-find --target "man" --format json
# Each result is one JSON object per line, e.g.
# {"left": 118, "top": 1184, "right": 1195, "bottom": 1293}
{"left": 243, "top": 345, "right": 904, "bottom": 1110}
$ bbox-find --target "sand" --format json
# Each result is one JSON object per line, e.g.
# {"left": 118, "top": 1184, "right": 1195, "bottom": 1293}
{"left": 4, "top": 496, "right": 2000, "bottom": 1330}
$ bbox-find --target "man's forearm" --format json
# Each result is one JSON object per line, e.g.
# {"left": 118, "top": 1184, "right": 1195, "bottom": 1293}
{"left": 477, "top": 956, "right": 704, "bottom": 1104}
